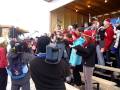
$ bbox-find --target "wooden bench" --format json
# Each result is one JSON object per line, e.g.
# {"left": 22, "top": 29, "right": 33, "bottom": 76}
{"left": 80, "top": 72, "right": 116, "bottom": 90}
{"left": 65, "top": 83, "right": 79, "bottom": 90}
{"left": 95, "top": 64, "right": 120, "bottom": 73}
{"left": 95, "top": 64, "right": 120, "bottom": 81}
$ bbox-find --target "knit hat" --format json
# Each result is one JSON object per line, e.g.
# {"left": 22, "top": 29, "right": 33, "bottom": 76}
{"left": 0, "top": 37, "right": 5, "bottom": 44}
{"left": 104, "top": 18, "right": 111, "bottom": 25}
{"left": 104, "top": 18, "right": 111, "bottom": 23}
{"left": 82, "top": 30, "right": 96, "bottom": 47}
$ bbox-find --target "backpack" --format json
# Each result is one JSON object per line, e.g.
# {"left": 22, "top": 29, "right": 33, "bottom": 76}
{"left": 7, "top": 53, "right": 28, "bottom": 80}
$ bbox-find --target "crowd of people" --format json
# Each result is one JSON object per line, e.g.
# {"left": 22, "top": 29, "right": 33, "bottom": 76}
{"left": 0, "top": 17, "right": 120, "bottom": 90}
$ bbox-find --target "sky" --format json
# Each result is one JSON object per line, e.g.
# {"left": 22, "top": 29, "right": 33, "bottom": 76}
{"left": 0, "top": 0, "right": 74, "bottom": 36}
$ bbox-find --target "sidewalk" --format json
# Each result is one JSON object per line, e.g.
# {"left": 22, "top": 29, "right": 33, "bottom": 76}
{"left": 7, "top": 76, "right": 78, "bottom": 90}
{"left": 7, "top": 76, "right": 120, "bottom": 90}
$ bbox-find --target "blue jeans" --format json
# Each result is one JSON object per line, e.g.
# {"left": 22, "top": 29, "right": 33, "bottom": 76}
{"left": 96, "top": 45, "right": 105, "bottom": 66}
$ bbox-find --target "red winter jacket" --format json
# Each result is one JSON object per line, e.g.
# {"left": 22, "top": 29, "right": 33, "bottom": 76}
{"left": 0, "top": 47, "right": 8, "bottom": 68}
{"left": 104, "top": 25, "right": 114, "bottom": 51}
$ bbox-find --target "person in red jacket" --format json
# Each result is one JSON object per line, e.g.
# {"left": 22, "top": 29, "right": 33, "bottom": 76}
{"left": 101, "top": 18, "right": 114, "bottom": 63}
{"left": 0, "top": 37, "right": 8, "bottom": 90}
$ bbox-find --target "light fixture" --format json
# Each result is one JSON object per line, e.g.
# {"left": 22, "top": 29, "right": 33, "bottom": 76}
{"left": 118, "top": 10, "right": 120, "bottom": 12}
{"left": 104, "top": 13, "right": 109, "bottom": 16}
{"left": 75, "top": 9, "right": 78, "bottom": 12}
{"left": 88, "top": 4, "right": 91, "bottom": 8}
{"left": 111, "top": 11, "right": 117, "bottom": 14}
{"left": 105, "top": 0, "right": 108, "bottom": 3}
{"left": 97, "top": 15, "right": 103, "bottom": 17}
{"left": 75, "top": 8, "right": 79, "bottom": 12}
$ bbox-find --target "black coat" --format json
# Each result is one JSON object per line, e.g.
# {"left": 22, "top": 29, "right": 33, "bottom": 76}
{"left": 30, "top": 57, "right": 66, "bottom": 90}
{"left": 74, "top": 43, "right": 96, "bottom": 67}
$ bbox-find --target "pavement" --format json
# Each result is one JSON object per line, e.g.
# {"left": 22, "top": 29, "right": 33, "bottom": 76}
{"left": 7, "top": 76, "right": 120, "bottom": 90}
{"left": 7, "top": 76, "right": 79, "bottom": 90}
{"left": 7, "top": 76, "right": 36, "bottom": 90}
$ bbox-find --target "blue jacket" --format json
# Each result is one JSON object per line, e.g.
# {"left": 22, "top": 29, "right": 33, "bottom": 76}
{"left": 69, "top": 37, "right": 85, "bottom": 66}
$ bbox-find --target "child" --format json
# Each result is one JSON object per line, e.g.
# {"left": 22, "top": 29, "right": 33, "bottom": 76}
{"left": 73, "top": 30, "right": 96, "bottom": 90}
{"left": 7, "top": 41, "right": 34, "bottom": 90}
{"left": 69, "top": 36, "right": 85, "bottom": 86}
